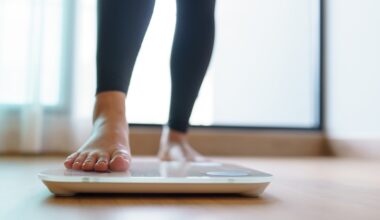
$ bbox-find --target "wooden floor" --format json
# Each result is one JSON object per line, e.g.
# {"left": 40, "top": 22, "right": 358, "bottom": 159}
{"left": 0, "top": 156, "right": 379, "bottom": 220}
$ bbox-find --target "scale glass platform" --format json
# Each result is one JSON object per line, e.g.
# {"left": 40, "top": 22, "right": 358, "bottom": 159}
{"left": 39, "top": 160, "right": 272, "bottom": 196}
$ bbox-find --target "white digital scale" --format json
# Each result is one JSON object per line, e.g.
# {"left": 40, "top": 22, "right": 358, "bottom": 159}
{"left": 39, "top": 160, "right": 272, "bottom": 196}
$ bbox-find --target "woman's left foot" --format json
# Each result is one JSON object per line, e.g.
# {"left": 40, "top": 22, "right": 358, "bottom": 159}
{"left": 158, "top": 126, "right": 207, "bottom": 162}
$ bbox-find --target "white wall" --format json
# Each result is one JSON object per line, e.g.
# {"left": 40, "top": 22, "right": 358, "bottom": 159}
{"left": 326, "top": 0, "right": 380, "bottom": 139}
{"left": 212, "top": 0, "right": 319, "bottom": 128}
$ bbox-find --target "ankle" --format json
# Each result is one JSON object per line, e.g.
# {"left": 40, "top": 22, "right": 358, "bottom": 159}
{"left": 93, "top": 91, "right": 126, "bottom": 123}
{"left": 168, "top": 129, "right": 187, "bottom": 143}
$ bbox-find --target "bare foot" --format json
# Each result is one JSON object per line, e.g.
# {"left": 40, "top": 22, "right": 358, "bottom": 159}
{"left": 64, "top": 91, "right": 131, "bottom": 172}
{"left": 158, "top": 126, "right": 207, "bottom": 162}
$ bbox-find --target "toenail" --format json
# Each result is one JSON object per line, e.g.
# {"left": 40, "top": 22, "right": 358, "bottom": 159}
{"left": 116, "top": 154, "right": 129, "bottom": 160}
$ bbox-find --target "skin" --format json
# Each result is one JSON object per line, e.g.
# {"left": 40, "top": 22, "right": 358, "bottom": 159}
{"left": 64, "top": 91, "right": 203, "bottom": 172}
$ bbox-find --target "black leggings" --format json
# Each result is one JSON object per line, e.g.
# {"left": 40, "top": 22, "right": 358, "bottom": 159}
{"left": 96, "top": 0, "right": 216, "bottom": 133}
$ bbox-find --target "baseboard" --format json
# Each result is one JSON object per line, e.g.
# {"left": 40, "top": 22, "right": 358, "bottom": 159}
{"left": 130, "top": 127, "right": 326, "bottom": 156}
{"left": 0, "top": 126, "right": 326, "bottom": 157}
{"left": 327, "top": 137, "right": 380, "bottom": 159}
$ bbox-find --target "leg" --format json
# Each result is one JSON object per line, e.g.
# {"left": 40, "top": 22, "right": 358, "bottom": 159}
{"left": 159, "top": 0, "right": 216, "bottom": 161}
{"left": 96, "top": 0, "right": 155, "bottom": 94}
{"left": 64, "top": 0, "right": 155, "bottom": 172}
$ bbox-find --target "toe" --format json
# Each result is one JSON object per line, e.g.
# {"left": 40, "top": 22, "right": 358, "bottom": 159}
{"left": 109, "top": 156, "right": 130, "bottom": 172}
{"left": 109, "top": 150, "right": 131, "bottom": 172}
{"left": 64, "top": 152, "right": 80, "bottom": 169}
{"left": 82, "top": 152, "right": 98, "bottom": 171}
{"left": 72, "top": 152, "right": 88, "bottom": 170}
{"left": 94, "top": 153, "right": 110, "bottom": 172}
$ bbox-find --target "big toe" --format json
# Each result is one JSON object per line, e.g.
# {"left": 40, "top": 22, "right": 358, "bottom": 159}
{"left": 109, "top": 150, "right": 131, "bottom": 172}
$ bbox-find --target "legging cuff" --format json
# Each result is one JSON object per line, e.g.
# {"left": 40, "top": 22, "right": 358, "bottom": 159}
{"left": 168, "top": 120, "right": 189, "bottom": 133}
{"left": 95, "top": 86, "right": 127, "bottom": 95}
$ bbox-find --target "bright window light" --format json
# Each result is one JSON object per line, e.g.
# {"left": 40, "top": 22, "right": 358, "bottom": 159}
{"left": 0, "top": 0, "right": 62, "bottom": 106}
{"left": 1, "top": 0, "right": 320, "bottom": 129}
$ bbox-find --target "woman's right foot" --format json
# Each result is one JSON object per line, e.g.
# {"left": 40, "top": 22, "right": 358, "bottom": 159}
{"left": 64, "top": 91, "right": 132, "bottom": 172}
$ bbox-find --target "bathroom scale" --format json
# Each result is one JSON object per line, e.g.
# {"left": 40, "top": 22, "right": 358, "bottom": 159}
{"left": 38, "top": 160, "right": 272, "bottom": 196}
